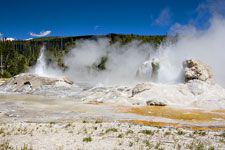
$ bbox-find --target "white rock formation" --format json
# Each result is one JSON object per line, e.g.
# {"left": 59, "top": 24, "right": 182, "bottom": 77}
{"left": 130, "top": 59, "right": 225, "bottom": 109}
{"left": 0, "top": 73, "right": 75, "bottom": 92}
{"left": 183, "top": 59, "right": 213, "bottom": 83}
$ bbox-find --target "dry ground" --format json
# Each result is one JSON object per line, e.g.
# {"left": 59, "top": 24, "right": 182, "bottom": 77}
{"left": 0, "top": 121, "right": 225, "bottom": 150}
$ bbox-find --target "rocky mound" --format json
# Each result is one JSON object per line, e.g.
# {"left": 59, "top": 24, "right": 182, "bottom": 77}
{"left": 183, "top": 59, "right": 213, "bottom": 83}
{"left": 0, "top": 73, "right": 75, "bottom": 92}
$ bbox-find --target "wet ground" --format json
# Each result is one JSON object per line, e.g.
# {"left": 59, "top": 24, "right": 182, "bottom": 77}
{"left": 0, "top": 94, "right": 225, "bottom": 131}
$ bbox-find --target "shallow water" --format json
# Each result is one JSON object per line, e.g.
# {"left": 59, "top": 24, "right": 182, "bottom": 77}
{"left": 0, "top": 94, "right": 225, "bottom": 130}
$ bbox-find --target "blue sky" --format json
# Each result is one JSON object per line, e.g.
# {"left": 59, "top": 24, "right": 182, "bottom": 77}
{"left": 0, "top": 0, "right": 217, "bottom": 39}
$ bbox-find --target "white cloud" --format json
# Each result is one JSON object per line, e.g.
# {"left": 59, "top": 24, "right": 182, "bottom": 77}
{"left": 94, "top": 25, "right": 101, "bottom": 30}
{"left": 5, "top": 38, "right": 15, "bottom": 41}
{"left": 25, "top": 38, "right": 33, "bottom": 41}
{"left": 29, "top": 30, "right": 51, "bottom": 37}
{"left": 169, "top": 23, "right": 197, "bottom": 35}
{"left": 154, "top": 8, "right": 171, "bottom": 26}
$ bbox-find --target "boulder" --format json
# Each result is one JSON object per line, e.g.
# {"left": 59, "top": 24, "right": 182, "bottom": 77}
{"left": 0, "top": 73, "right": 74, "bottom": 92}
{"left": 146, "top": 99, "right": 166, "bottom": 106}
{"left": 183, "top": 59, "right": 213, "bottom": 83}
{"left": 132, "top": 82, "right": 153, "bottom": 96}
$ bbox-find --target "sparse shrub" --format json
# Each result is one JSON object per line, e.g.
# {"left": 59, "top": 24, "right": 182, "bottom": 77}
{"left": 126, "top": 130, "right": 134, "bottom": 135}
{"left": 209, "top": 146, "right": 215, "bottom": 150}
{"left": 144, "top": 140, "right": 152, "bottom": 148}
{"left": 186, "top": 141, "right": 204, "bottom": 150}
{"left": 135, "top": 137, "right": 140, "bottom": 142}
{"left": 118, "top": 134, "right": 123, "bottom": 138}
{"left": 99, "top": 132, "right": 104, "bottom": 136}
{"left": 0, "top": 128, "right": 4, "bottom": 134}
{"left": 105, "top": 128, "right": 117, "bottom": 133}
{"left": 65, "top": 123, "right": 72, "bottom": 128}
{"left": 221, "top": 132, "right": 225, "bottom": 137}
{"left": 95, "top": 120, "right": 102, "bottom": 123}
{"left": 21, "top": 144, "right": 33, "bottom": 150}
{"left": 50, "top": 122, "right": 55, "bottom": 125}
{"left": 164, "top": 131, "right": 171, "bottom": 136}
{"left": 140, "top": 130, "right": 154, "bottom": 136}
{"left": 83, "top": 136, "right": 92, "bottom": 142}
{"left": 196, "top": 142, "right": 204, "bottom": 150}
{"left": 198, "top": 131, "right": 206, "bottom": 136}
{"left": 0, "top": 140, "right": 13, "bottom": 150}
{"left": 177, "top": 130, "right": 185, "bottom": 135}
{"left": 129, "top": 141, "right": 133, "bottom": 147}
{"left": 155, "top": 142, "right": 161, "bottom": 149}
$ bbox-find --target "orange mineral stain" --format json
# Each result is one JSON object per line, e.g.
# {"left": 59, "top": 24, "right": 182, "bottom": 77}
{"left": 124, "top": 106, "right": 225, "bottom": 122}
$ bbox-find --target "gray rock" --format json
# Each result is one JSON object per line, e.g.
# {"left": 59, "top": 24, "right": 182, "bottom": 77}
{"left": 146, "top": 99, "right": 167, "bottom": 106}
{"left": 132, "top": 82, "right": 153, "bottom": 96}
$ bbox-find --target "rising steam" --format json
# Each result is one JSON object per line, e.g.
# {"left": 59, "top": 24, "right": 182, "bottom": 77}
{"left": 30, "top": 10, "right": 225, "bottom": 87}
{"left": 30, "top": 46, "right": 63, "bottom": 78}
{"left": 62, "top": 16, "right": 225, "bottom": 86}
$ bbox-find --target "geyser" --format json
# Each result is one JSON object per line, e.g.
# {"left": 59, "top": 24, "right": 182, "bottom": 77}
{"left": 32, "top": 46, "right": 48, "bottom": 77}
{"left": 30, "top": 45, "right": 63, "bottom": 78}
